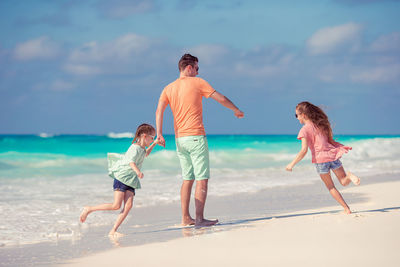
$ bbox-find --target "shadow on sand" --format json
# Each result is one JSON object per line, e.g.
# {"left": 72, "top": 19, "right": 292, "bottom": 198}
{"left": 129, "top": 205, "right": 400, "bottom": 238}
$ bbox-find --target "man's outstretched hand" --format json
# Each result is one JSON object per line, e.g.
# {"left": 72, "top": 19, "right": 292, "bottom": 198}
{"left": 235, "top": 110, "right": 244, "bottom": 118}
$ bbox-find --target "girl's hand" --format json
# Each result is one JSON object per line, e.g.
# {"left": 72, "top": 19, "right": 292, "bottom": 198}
{"left": 154, "top": 138, "right": 161, "bottom": 145}
{"left": 157, "top": 135, "right": 166, "bottom": 147}
{"left": 138, "top": 172, "right": 144, "bottom": 179}
{"left": 285, "top": 164, "right": 293, "bottom": 172}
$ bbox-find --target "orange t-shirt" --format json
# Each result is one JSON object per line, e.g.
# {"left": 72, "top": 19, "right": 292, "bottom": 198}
{"left": 159, "top": 77, "right": 216, "bottom": 138}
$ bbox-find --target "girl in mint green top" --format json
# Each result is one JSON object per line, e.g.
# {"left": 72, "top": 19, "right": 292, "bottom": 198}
{"left": 80, "top": 124, "right": 159, "bottom": 237}
{"left": 108, "top": 142, "right": 146, "bottom": 189}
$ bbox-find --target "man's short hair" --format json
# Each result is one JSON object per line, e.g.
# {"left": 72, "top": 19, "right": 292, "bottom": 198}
{"left": 178, "top": 54, "right": 198, "bottom": 71}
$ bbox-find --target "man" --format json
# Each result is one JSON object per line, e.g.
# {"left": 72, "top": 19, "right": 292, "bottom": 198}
{"left": 156, "top": 54, "right": 244, "bottom": 226}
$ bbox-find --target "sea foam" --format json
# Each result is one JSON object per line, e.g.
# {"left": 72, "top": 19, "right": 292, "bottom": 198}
{"left": 107, "top": 132, "right": 134, "bottom": 138}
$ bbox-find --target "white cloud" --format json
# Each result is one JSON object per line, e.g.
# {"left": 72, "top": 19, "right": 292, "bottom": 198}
{"left": 350, "top": 64, "right": 400, "bottom": 84}
{"left": 64, "top": 64, "right": 103, "bottom": 76}
{"left": 65, "top": 33, "right": 152, "bottom": 75}
{"left": 14, "top": 36, "right": 60, "bottom": 61}
{"left": 233, "top": 62, "right": 285, "bottom": 77}
{"left": 307, "top": 23, "right": 362, "bottom": 55}
{"left": 187, "top": 44, "right": 229, "bottom": 65}
{"left": 369, "top": 32, "right": 400, "bottom": 52}
{"left": 312, "top": 31, "right": 400, "bottom": 85}
{"left": 97, "top": 0, "right": 155, "bottom": 19}
{"left": 32, "top": 80, "right": 76, "bottom": 92}
{"left": 50, "top": 80, "right": 75, "bottom": 91}
{"left": 316, "top": 62, "right": 400, "bottom": 85}
{"left": 231, "top": 46, "right": 295, "bottom": 78}
{"left": 68, "top": 34, "right": 150, "bottom": 63}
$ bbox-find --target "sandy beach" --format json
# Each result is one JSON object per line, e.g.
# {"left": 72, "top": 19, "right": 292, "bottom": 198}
{"left": 63, "top": 175, "right": 400, "bottom": 267}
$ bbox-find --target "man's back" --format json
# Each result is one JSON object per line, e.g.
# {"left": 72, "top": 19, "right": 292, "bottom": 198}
{"left": 159, "top": 76, "right": 215, "bottom": 138}
{"left": 156, "top": 53, "right": 243, "bottom": 227}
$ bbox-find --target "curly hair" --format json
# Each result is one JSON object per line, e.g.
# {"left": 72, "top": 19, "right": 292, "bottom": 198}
{"left": 296, "top": 101, "right": 335, "bottom": 145}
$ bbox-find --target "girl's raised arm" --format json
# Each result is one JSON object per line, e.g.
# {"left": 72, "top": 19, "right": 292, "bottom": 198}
{"left": 145, "top": 139, "right": 159, "bottom": 157}
{"left": 286, "top": 137, "right": 308, "bottom": 171}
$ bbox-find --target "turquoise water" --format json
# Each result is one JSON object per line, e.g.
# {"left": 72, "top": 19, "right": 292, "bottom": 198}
{"left": 0, "top": 134, "right": 397, "bottom": 176}
{"left": 0, "top": 134, "right": 390, "bottom": 156}
{"left": 0, "top": 134, "right": 399, "bottom": 246}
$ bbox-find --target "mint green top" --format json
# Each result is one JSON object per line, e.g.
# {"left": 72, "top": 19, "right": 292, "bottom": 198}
{"left": 107, "top": 144, "right": 146, "bottom": 189}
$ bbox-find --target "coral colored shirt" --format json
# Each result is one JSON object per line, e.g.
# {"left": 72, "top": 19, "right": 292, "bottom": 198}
{"left": 159, "top": 77, "right": 216, "bottom": 138}
{"left": 297, "top": 122, "right": 351, "bottom": 163}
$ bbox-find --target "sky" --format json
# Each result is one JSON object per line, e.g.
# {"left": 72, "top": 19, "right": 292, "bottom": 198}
{"left": 0, "top": 0, "right": 399, "bottom": 135}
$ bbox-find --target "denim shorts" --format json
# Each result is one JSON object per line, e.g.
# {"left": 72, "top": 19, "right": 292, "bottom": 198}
{"left": 315, "top": 159, "right": 343, "bottom": 174}
{"left": 113, "top": 179, "right": 135, "bottom": 194}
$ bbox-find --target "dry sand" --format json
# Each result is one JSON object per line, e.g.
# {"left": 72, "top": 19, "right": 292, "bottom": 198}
{"left": 64, "top": 179, "right": 400, "bottom": 267}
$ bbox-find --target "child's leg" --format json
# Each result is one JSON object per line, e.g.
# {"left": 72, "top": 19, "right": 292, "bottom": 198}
{"left": 332, "top": 166, "right": 351, "bottom": 186}
{"left": 332, "top": 167, "right": 360, "bottom": 186}
{"left": 320, "top": 173, "right": 352, "bottom": 214}
{"left": 109, "top": 190, "right": 135, "bottom": 236}
{"left": 80, "top": 190, "right": 125, "bottom": 223}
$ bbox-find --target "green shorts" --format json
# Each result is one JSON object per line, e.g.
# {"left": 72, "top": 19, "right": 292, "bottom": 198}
{"left": 176, "top": 135, "right": 210, "bottom": 180}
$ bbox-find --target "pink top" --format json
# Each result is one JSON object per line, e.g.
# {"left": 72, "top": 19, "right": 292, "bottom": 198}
{"left": 297, "top": 122, "right": 352, "bottom": 164}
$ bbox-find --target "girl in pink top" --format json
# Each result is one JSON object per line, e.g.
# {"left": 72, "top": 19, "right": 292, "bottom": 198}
{"left": 286, "top": 101, "right": 360, "bottom": 214}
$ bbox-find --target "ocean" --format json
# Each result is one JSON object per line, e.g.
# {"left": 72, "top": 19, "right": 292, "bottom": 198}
{"left": 1, "top": 134, "right": 399, "bottom": 247}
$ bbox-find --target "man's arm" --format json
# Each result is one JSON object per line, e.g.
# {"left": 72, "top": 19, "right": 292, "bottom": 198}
{"left": 156, "top": 100, "right": 168, "bottom": 147}
{"left": 210, "top": 91, "right": 244, "bottom": 118}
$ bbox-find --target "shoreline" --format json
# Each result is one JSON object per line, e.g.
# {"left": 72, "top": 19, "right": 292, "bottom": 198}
{"left": 65, "top": 173, "right": 400, "bottom": 267}
{"left": 1, "top": 172, "right": 399, "bottom": 266}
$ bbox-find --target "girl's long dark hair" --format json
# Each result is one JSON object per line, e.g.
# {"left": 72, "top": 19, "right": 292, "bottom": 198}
{"left": 132, "top": 123, "right": 155, "bottom": 144}
{"left": 296, "top": 101, "right": 335, "bottom": 145}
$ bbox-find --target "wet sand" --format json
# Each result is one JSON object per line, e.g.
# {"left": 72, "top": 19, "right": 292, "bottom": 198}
{"left": 1, "top": 173, "right": 399, "bottom": 266}
{"left": 64, "top": 174, "right": 400, "bottom": 267}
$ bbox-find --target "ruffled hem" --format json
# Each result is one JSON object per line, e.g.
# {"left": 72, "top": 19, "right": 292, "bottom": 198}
{"left": 334, "top": 146, "right": 352, "bottom": 161}
{"left": 107, "top": 153, "right": 123, "bottom": 173}
{"left": 314, "top": 145, "right": 352, "bottom": 163}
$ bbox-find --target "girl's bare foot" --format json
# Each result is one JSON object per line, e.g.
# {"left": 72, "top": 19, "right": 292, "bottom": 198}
{"left": 108, "top": 231, "right": 124, "bottom": 238}
{"left": 347, "top": 172, "right": 360, "bottom": 186}
{"left": 195, "top": 218, "right": 218, "bottom": 227}
{"left": 344, "top": 208, "right": 352, "bottom": 214}
{"left": 79, "top": 207, "right": 90, "bottom": 223}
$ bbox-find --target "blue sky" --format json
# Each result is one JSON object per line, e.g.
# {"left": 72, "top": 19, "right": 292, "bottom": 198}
{"left": 1, "top": 0, "right": 399, "bottom": 135}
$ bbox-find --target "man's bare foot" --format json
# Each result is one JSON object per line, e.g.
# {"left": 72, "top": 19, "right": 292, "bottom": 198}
{"left": 79, "top": 207, "right": 90, "bottom": 223}
{"left": 347, "top": 172, "right": 360, "bottom": 186}
{"left": 195, "top": 218, "right": 218, "bottom": 227}
{"left": 181, "top": 216, "right": 195, "bottom": 226}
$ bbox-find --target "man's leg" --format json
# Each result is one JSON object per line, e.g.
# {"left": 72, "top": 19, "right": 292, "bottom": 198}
{"left": 189, "top": 136, "right": 217, "bottom": 226}
{"left": 176, "top": 137, "right": 196, "bottom": 226}
{"left": 181, "top": 180, "right": 195, "bottom": 225}
{"left": 195, "top": 179, "right": 218, "bottom": 226}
